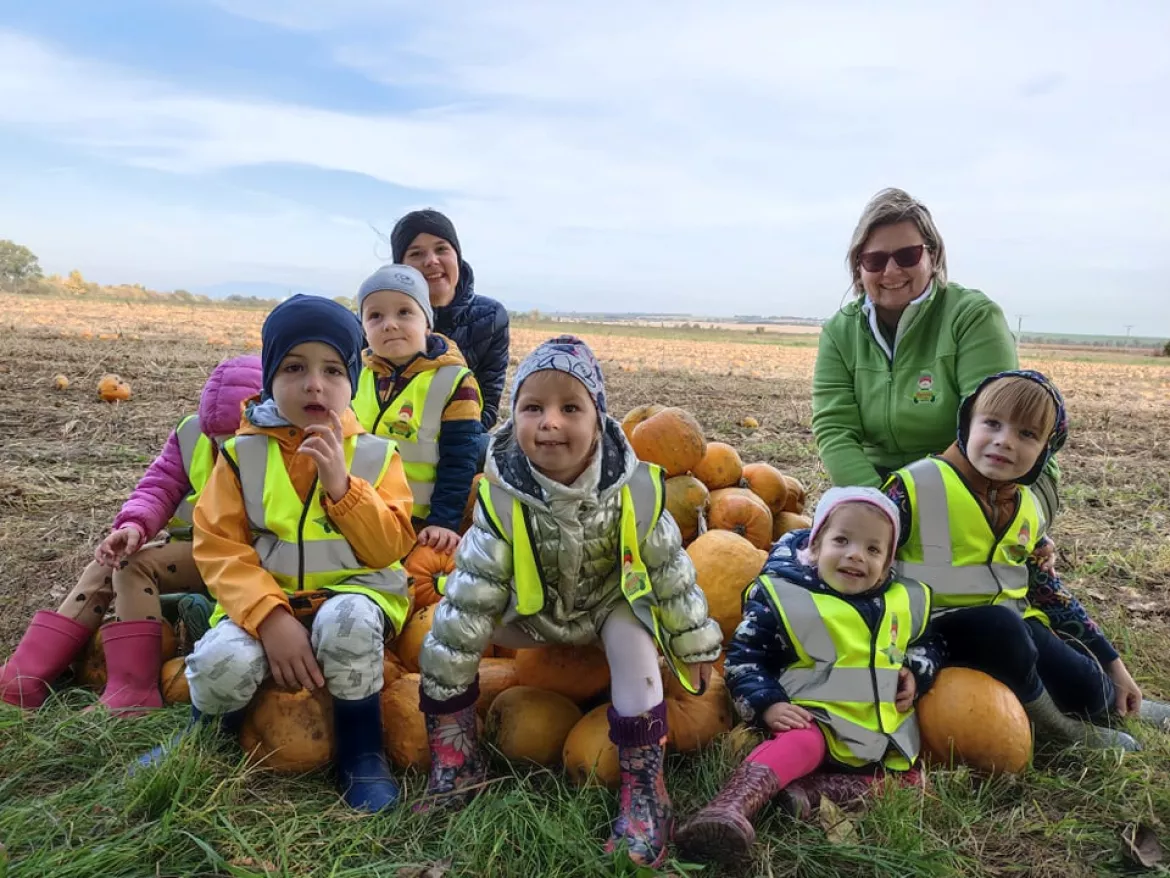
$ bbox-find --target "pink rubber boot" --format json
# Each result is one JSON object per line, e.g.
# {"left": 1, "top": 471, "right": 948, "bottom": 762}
{"left": 97, "top": 620, "right": 164, "bottom": 716}
{"left": 0, "top": 610, "right": 92, "bottom": 709}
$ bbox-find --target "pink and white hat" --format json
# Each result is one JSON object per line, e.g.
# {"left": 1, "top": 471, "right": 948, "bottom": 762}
{"left": 808, "top": 486, "right": 901, "bottom": 568}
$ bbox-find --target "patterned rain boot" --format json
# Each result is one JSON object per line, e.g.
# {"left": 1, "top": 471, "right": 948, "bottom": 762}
{"left": 1024, "top": 689, "right": 1141, "bottom": 751}
{"left": 0, "top": 610, "right": 91, "bottom": 709}
{"left": 97, "top": 619, "right": 165, "bottom": 716}
{"left": 779, "top": 767, "right": 926, "bottom": 820}
{"left": 334, "top": 693, "right": 399, "bottom": 812}
{"left": 603, "top": 702, "right": 673, "bottom": 869}
{"left": 415, "top": 684, "right": 486, "bottom": 813}
{"left": 675, "top": 761, "right": 780, "bottom": 865}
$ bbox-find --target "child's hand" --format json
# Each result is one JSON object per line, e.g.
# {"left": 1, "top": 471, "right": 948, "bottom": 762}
{"left": 299, "top": 410, "right": 349, "bottom": 503}
{"left": 1030, "top": 537, "right": 1058, "bottom": 577}
{"left": 895, "top": 666, "right": 917, "bottom": 712}
{"left": 1107, "top": 658, "right": 1143, "bottom": 716}
{"left": 94, "top": 525, "right": 143, "bottom": 567}
{"left": 417, "top": 526, "right": 461, "bottom": 554}
{"left": 258, "top": 609, "right": 325, "bottom": 692}
{"left": 763, "top": 702, "right": 814, "bottom": 732}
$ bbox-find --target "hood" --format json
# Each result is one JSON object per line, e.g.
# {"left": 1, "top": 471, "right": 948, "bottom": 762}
{"left": 956, "top": 369, "right": 1068, "bottom": 486}
{"left": 198, "top": 355, "right": 263, "bottom": 438}
{"left": 238, "top": 395, "right": 365, "bottom": 449}
{"left": 363, "top": 332, "right": 468, "bottom": 380}
{"left": 484, "top": 415, "right": 636, "bottom": 508}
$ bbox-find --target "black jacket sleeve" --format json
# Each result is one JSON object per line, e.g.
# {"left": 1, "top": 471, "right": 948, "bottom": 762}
{"left": 426, "top": 420, "right": 484, "bottom": 531}
{"left": 724, "top": 580, "right": 799, "bottom": 728}
{"left": 477, "top": 304, "right": 510, "bottom": 430}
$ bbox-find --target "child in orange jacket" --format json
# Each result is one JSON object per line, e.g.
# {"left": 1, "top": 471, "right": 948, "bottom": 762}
{"left": 140, "top": 295, "right": 416, "bottom": 813}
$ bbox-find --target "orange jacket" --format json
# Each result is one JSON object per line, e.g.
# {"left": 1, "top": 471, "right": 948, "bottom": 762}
{"left": 193, "top": 404, "right": 415, "bottom": 637}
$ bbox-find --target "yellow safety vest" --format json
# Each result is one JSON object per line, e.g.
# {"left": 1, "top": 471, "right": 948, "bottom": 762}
{"left": 208, "top": 432, "right": 410, "bottom": 634}
{"left": 756, "top": 574, "right": 931, "bottom": 769}
{"left": 892, "top": 458, "right": 1047, "bottom": 623}
{"left": 352, "top": 364, "right": 477, "bottom": 521}
{"left": 167, "top": 414, "right": 217, "bottom": 531}
{"left": 442, "top": 463, "right": 702, "bottom": 694}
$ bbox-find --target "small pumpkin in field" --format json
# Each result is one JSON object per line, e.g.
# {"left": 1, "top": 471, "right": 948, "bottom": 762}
{"left": 664, "top": 667, "right": 733, "bottom": 752}
{"left": 917, "top": 667, "right": 1032, "bottom": 775}
{"left": 239, "top": 682, "right": 335, "bottom": 772}
{"left": 486, "top": 686, "right": 583, "bottom": 766}
{"left": 514, "top": 644, "right": 611, "bottom": 704}
{"left": 781, "top": 475, "right": 807, "bottom": 514}
{"left": 476, "top": 657, "right": 521, "bottom": 716}
{"left": 53, "top": 374, "right": 70, "bottom": 391}
{"left": 75, "top": 621, "right": 179, "bottom": 690}
{"left": 772, "top": 511, "right": 813, "bottom": 541}
{"left": 97, "top": 373, "right": 132, "bottom": 402}
{"left": 563, "top": 703, "right": 621, "bottom": 789}
{"left": 665, "top": 474, "right": 709, "bottom": 544}
{"left": 692, "top": 442, "right": 743, "bottom": 490}
{"left": 621, "top": 404, "right": 666, "bottom": 444}
{"left": 630, "top": 407, "right": 706, "bottom": 477}
{"left": 707, "top": 487, "right": 774, "bottom": 551}
{"left": 160, "top": 656, "right": 190, "bottom": 704}
{"left": 740, "top": 463, "right": 789, "bottom": 516}
{"left": 687, "top": 530, "right": 768, "bottom": 643}
{"left": 406, "top": 545, "right": 456, "bottom": 609}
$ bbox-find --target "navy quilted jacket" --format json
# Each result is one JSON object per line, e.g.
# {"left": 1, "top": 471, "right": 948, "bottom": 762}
{"left": 725, "top": 529, "right": 944, "bottom": 729}
{"left": 433, "top": 261, "right": 510, "bottom": 430}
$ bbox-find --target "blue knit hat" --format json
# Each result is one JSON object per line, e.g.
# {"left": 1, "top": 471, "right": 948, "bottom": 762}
{"left": 260, "top": 294, "right": 364, "bottom": 399}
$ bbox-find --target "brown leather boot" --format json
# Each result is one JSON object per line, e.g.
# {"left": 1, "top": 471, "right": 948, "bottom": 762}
{"left": 675, "top": 760, "right": 781, "bottom": 865}
{"left": 779, "top": 767, "right": 926, "bottom": 820}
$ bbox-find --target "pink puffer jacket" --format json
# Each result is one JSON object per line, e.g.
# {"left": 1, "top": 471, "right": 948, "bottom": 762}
{"left": 112, "top": 356, "right": 262, "bottom": 540}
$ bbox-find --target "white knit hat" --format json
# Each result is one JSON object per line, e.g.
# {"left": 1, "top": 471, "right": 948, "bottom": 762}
{"left": 809, "top": 486, "right": 901, "bottom": 568}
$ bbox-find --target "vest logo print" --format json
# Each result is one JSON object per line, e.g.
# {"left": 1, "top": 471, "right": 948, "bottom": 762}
{"left": 912, "top": 372, "right": 936, "bottom": 405}
{"left": 621, "top": 547, "right": 648, "bottom": 597}
{"left": 388, "top": 401, "right": 417, "bottom": 440}
{"left": 1004, "top": 520, "right": 1031, "bottom": 562}
{"left": 313, "top": 513, "right": 338, "bottom": 535}
{"left": 880, "top": 612, "right": 904, "bottom": 665}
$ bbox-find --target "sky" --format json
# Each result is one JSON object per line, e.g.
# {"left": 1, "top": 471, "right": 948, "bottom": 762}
{"left": 0, "top": 1, "right": 1167, "bottom": 335}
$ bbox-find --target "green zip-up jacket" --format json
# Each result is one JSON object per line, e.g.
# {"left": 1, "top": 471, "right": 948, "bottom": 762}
{"left": 812, "top": 282, "right": 1018, "bottom": 488}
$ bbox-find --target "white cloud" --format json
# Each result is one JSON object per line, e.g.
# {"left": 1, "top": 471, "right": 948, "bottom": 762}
{"left": 0, "top": 0, "right": 1168, "bottom": 332}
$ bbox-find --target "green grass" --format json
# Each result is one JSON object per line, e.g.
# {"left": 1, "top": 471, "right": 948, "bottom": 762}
{"left": 3, "top": 691, "right": 1169, "bottom": 877}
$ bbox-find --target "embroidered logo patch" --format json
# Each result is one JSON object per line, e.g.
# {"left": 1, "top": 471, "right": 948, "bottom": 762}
{"left": 388, "top": 402, "right": 417, "bottom": 440}
{"left": 1003, "top": 521, "right": 1032, "bottom": 563}
{"left": 912, "top": 372, "right": 936, "bottom": 405}
{"left": 881, "top": 612, "right": 905, "bottom": 664}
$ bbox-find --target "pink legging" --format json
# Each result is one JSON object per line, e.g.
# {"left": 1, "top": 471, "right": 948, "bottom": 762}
{"left": 746, "top": 725, "right": 827, "bottom": 786}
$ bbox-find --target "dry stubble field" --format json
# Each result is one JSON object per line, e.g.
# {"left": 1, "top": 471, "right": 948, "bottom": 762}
{"left": 1, "top": 292, "right": 1169, "bottom": 876}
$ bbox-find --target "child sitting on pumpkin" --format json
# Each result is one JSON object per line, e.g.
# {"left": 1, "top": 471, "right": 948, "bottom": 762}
{"left": 676, "top": 487, "right": 941, "bottom": 867}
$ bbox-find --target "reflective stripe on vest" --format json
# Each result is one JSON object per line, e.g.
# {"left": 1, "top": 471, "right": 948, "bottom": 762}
{"left": 352, "top": 364, "right": 474, "bottom": 519}
{"left": 209, "top": 432, "right": 410, "bottom": 633}
{"left": 454, "top": 463, "right": 700, "bottom": 694}
{"left": 757, "top": 574, "right": 930, "bottom": 769}
{"left": 168, "top": 415, "right": 216, "bottom": 529}
{"left": 893, "top": 458, "right": 1046, "bottom": 622}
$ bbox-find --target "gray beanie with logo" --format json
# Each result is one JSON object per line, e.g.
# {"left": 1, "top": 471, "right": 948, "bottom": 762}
{"left": 356, "top": 264, "right": 433, "bottom": 327}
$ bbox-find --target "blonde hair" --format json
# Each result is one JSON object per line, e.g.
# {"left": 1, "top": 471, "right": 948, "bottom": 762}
{"left": 846, "top": 188, "right": 948, "bottom": 296}
{"left": 973, "top": 377, "right": 1057, "bottom": 438}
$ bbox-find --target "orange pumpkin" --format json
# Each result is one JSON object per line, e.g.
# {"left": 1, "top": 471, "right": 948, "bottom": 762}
{"left": 687, "top": 530, "right": 768, "bottom": 643}
{"left": 476, "top": 657, "right": 521, "bottom": 716}
{"left": 75, "top": 621, "right": 179, "bottom": 690}
{"left": 621, "top": 404, "right": 666, "bottom": 444}
{"left": 239, "top": 682, "right": 334, "bottom": 772}
{"left": 486, "top": 686, "right": 583, "bottom": 766}
{"left": 53, "top": 374, "right": 70, "bottom": 391}
{"left": 692, "top": 442, "right": 743, "bottom": 490}
{"left": 630, "top": 408, "right": 706, "bottom": 477}
{"left": 917, "top": 667, "right": 1032, "bottom": 775}
{"left": 664, "top": 669, "right": 733, "bottom": 752}
{"left": 740, "top": 462, "right": 789, "bottom": 516}
{"left": 160, "top": 656, "right": 190, "bottom": 704}
{"left": 707, "top": 487, "right": 774, "bottom": 550}
{"left": 406, "top": 545, "right": 456, "bottom": 609}
{"left": 563, "top": 703, "right": 621, "bottom": 789}
{"left": 380, "top": 672, "right": 431, "bottom": 769}
{"left": 772, "top": 511, "right": 812, "bottom": 541}
{"left": 781, "top": 475, "right": 808, "bottom": 514}
{"left": 97, "top": 373, "right": 132, "bottom": 402}
{"left": 665, "top": 474, "right": 708, "bottom": 544}
{"left": 382, "top": 649, "right": 407, "bottom": 691}
{"left": 396, "top": 605, "right": 492, "bottom": 672}
{"left": 513, "top": 645, "right": 611, "bottom": 704}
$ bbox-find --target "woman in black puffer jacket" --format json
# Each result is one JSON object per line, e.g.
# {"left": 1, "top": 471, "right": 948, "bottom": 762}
{"left": 391, "top": 209, "right": 510, "bottom": 430}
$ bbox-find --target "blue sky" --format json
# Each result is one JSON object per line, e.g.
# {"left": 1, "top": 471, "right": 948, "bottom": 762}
{"left": 0, "top": 0, "right": 1167, "bottom": 334}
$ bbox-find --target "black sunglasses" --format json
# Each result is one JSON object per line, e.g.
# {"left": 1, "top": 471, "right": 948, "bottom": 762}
{"left": 858, "top": 244, "right": 927, "bottom": 273}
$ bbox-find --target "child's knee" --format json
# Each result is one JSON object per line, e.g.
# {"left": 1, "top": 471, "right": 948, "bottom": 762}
{"left": 312, "top": 595, "right": 385, "bottom": 700}
{"left": 185, "top": 623, "right": 267, "bottom": 713}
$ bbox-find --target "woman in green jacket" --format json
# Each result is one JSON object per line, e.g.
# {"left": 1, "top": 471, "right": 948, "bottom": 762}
{"left": 811, "top": 188, "right": 1058, "bottom": 521}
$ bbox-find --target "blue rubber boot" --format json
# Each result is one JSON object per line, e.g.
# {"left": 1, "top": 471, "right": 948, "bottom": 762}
{"left": 130, "top": 705, "right": 246, "bottom": 774}
{"left": 333, "top": 693, "right": 399, "bottom": 812}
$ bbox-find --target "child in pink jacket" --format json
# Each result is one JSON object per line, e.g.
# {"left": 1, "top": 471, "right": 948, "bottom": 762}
{"left": 0, "top": 355, "right": 262, "bottom": 714}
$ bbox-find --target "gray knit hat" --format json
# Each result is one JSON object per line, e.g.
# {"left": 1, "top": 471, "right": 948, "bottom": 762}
{"left": 511, "top": 335, "right": 607, "bottom": 425}
{"left": 356, "top": 264, "right": 433, "bottom": 327}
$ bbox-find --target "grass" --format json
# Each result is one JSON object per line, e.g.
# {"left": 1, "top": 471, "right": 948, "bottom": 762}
{"left": 2, "top": 318, "right": 1169, "bottom": 877}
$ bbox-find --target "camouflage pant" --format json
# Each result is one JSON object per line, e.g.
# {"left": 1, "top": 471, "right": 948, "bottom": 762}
{"left": 185, "top": 593, "right": 384, "bottom": 714}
